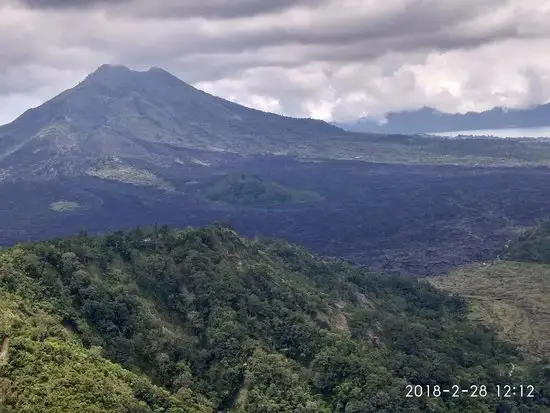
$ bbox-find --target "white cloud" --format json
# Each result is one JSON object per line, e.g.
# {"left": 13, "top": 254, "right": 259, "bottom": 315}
{"left": 0, "top": 0, "right": 549, "bottom": 124}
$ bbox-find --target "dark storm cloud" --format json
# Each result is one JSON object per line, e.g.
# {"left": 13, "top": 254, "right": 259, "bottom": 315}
{"left": 102, "top": 0, "right": 526, "bottom": 84}
{"left": 7, "top": 0, "right": 536, "bottom": 73}
{"left": 17, "top": 0, "right": 119, "bottom": 7}
{"left": 16, "top": 0, "right": 328, "bottom": 18}
{"left": 17, "top": 0, "right": 515, "bottom": 53}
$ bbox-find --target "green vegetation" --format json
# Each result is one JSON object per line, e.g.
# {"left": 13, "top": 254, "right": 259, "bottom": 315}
{"left": 430, "top": 218, "right": 550, "bottom": 362}
{"left": 1, "top": 225, "right": 549, "bottom": 412}
{"left": 294, "top": 135, "right": 550, "bottom": 167}
{"left": 50, "top": 200, "right": 82, "bottom": 212}
{"left": 203, "top": 174, "right": 321, "bottom": 206}
{"left": 429, "top": 261, "right": 550, "bottom": 360}
{"left": 505, "top": 219, "right": 550, "bottom": 264}
{"left": 0, "top": 276, "right": 210, "bottom": 412}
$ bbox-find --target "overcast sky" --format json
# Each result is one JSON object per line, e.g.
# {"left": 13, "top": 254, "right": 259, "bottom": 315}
{"left": 1, "top": 0, "right": 549, "bottom": 124}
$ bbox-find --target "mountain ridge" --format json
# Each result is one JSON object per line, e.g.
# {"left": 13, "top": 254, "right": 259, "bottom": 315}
{"left": 6, "top": 64, "right": 550, "bottom": 184}
{"left": 430, "top": 219, "right": 550, "bottom": 361}
{"left": 336, "top": 104, "right": 550, "bottom": 134}
{"left": 0, "top": 64, "right": 346, "bottom": 181}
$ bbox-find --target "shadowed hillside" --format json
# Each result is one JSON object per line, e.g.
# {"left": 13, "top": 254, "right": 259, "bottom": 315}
{"left": 0, "top": 64, "right": 346, "bottom": 181}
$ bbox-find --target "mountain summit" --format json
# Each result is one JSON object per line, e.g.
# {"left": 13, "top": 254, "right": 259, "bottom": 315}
{"left": 0, "top": 65, "right": 343, "bottom": 179}
{"left": 5, "top": 64, "right": 550, "bottom": 185}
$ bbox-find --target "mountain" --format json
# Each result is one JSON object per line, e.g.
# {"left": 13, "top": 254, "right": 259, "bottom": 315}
{"left": 2, "top": 224, "right": 549, "bottom": 412}
{"left": 5, "top": 64, "right": 550, "bottom": 184}
{"left": 336, "top": 105, "right": 550, "bottom": 134}
{"left": 0, "top": 64, "right": 347, "bottom": 180}
{"left": 5, "top": 63, "right": 550, "bottom": 185}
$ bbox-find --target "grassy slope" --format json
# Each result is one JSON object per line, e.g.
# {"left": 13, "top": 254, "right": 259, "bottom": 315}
{"left": 429, "top": 219, "right": 550, "bottom": 362}
{"left": 428, "top": 261, "right": 550, "bottom": 360}
{"left": 504, "top": 220, "right": 550, "bottom": 264}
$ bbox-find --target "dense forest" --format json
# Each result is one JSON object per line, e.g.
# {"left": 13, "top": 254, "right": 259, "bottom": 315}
{"left": 1, "top": 224, "right": 549, "bottom": 412}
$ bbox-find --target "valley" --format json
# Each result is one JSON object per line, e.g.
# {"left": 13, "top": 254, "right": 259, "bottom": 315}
{"left": 2, "top": 153, "right": 550, "bottom": 275}
{"left": 2, "top": 66, "right": 550, "bottom": 277}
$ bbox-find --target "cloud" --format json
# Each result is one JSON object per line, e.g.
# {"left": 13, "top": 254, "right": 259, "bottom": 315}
{"left": 1, "top": 0, "right": 550, "bottom": 124}
{"left": 16, "top": 0, "right": 120, "bottom": 8}
{"left": 15, "top": 0, "right": 328, "bottom": 19}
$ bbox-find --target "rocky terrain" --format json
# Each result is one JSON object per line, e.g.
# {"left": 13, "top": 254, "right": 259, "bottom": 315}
{"left": 2, "top": 65, "right": 550, "bottom": 275}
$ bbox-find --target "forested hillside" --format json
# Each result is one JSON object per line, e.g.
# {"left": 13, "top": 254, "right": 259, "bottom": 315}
{"left": 0, "top": 287, "right": 211, "bottom": 413}
{"left": 1, "top": 225, "right": 549, "bottom": 412}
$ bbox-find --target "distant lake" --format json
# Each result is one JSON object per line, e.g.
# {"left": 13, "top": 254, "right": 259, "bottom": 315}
{"left": 430, "top": 126, "right": 550, "bottom": 138}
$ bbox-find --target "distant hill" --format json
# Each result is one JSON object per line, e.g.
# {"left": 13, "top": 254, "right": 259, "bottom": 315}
{"left": 504, "top": 219, "right": 550, "bottom": 264}
{"left": 201, "top": 174, "right": 322, "bottom": 206}
{"left": 336, "top": 105, "right": 550, "bottom": 134}
{"left": 2, "top": 224, "right": 549, "bottom": 412}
